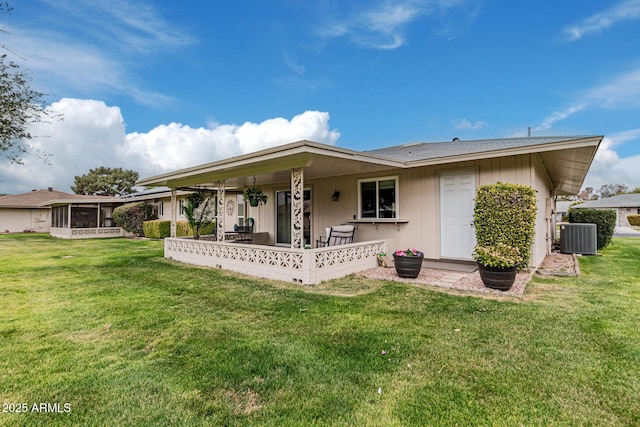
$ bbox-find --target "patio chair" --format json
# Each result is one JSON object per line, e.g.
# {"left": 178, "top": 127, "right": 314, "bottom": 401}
{"left": 316, "top": 225, "right": 355, "bottom": 247}
{"left": 233, "top": 225, "right": 254, "bottom": 243}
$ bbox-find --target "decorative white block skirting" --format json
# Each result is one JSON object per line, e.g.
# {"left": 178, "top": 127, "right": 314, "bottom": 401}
{"left": 165, "top": 238, "right": 387, "bottom": 285}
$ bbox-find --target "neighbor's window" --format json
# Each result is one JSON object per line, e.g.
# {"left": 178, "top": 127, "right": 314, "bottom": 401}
{"left": 358, "top": 177, "right": 398, "bottom": 219}
{"left": 158, "top": 201, "right": 164, "bottom": 217}
{"left": 179, "top": 199, "right": 185, "bottom": 216}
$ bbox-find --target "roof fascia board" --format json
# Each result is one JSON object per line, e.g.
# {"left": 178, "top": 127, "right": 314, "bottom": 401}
{"left": 404, "top": 136, "right": 603, "bottom": 168}
{"left": 137, "top": 141, "right": 405, "bottom": 187}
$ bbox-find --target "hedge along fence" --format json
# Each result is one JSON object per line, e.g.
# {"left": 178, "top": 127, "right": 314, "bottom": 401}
{"left": 628, "top": 214, "right": 640, "bottom": 226}
{"left": 568, "top": 208, "right": 616, "bottom": 249}
{"left": 143, "top": 220, "right": 216, "bottom": 239}
{"left": 473, "top": 182, "right": 537, "bottom": 267}
{"left": 113, "top": 202, "right": 157, "bottom": 236}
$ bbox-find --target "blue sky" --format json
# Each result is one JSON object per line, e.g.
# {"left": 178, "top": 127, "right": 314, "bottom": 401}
{"left": 2, "top": 0, "right": 640, "bottom": 194}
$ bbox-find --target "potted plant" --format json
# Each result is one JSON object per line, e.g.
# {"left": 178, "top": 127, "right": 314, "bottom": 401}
{"left": 243, "top": 187, "right": 268, "bottom": 207}
{"left": 473, "top": 182, "right": 536, "bottom": 290}
{"left": 473, "top": 243, "right": 522, "bottom": 291}
{"left": 393, "top": 248, "right": 424, "bottom": 278}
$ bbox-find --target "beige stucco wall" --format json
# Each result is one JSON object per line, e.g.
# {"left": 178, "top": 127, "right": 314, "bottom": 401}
{"left": 0, "top": 208, "right": 51, "bottom": 233}
{"left": 247, "top": 152, "right": 552, "bottom": 267}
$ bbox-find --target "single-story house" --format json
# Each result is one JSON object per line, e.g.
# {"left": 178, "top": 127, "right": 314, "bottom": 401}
{"left": 555, "top": 200, "right": 574, "bottom": 222}
{"left": 572, "top": 193, "right": 640, "bottom": 226}
{"left": 137, "top": 135, "right": 602, "bottom": 285}
{"left": 0, "top": 188, "right": 125, "bottom": 238}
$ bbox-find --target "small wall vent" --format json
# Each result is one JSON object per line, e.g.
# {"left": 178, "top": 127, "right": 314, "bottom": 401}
{"left": 560, "top": 223, "right": 597, "bottom": 255}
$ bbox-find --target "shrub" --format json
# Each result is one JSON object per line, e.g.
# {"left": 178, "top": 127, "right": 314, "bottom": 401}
{"left": 143, "top": 220, "right": 216, "bottom": 238}
{"left": 569, "top": 209, "right": 616, "bottom": 249}
{"left": 184, "top": 191, "right": 216, "bottom": 240}
{"left": 473, "top": 243, "right": 523, "bottom": 268}
{"left": 473, "top": 182, "right": 537, "bottom": 267}
{"left": 628, "top": 214, "right": 640, "bottom": 226}
{"left": 143, "top": 220, "right": 171, "bottom": 238}
{"left": 113, "top": 202, "right": 157, "bottom": 236}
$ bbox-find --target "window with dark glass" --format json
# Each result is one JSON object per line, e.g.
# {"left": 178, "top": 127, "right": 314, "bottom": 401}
{"left": 358, "top": 177, "right": 398, "bottom": 219}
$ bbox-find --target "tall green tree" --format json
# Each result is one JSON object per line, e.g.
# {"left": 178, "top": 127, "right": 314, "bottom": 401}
{"left": 0, "top": 3, "right": 51, "bottom": 164}
{"left": 598, "top": 183, "right": 628, "bottom": 198}
{"left": 72, "top": 167, "right": 139, "bottom": 196}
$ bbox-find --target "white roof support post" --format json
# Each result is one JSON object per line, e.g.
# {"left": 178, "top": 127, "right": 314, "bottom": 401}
{"left": 291, "top": 167, "right": 304, "bottom": 249}
{"left": 217, "top": 180, "right": 225, "bottom": 241}
{"left": 170, "top": 189, "right": 177, "bottom": 238}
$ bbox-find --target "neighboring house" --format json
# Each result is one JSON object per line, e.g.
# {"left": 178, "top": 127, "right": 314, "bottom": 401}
{"left": 137, "top": 136, "right": 602, "bottom": 285}
{"left": 555, "top": 200, "right": 574, "bottom": 222}
{"left": 572, "top": 194, "right": 640, "bottom": 226}
{"left": 0, "top": 188, "right": 125, "bottom": 238}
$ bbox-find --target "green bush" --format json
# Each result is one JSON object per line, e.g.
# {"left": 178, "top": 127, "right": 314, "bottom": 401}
{"left": 627, "top": 214, "right": 640, "bottom": 226}
{"left": 143, "top": 220, "right": 171, "bottom": 238}
{"left": 143, "top": 220, "right": 216, "bottom": 238}
{"left": 569, "top": 209, "right": 616, "bottom": 249}
{"left": 473, "top": 182, "right": 537, "bottom": 267}
{"left": 113, "top": 202, "right": 157, "bottom": 236}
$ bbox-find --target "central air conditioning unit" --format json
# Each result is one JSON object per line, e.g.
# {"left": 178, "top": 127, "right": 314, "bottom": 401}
{"left": 560, "top": 223, "right": 597, "bottom": 255}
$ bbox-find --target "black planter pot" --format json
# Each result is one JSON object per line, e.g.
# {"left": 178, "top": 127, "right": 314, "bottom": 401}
{"left": 393, "top": 254, "right": 424, "bottom": 278}
{"left": 477, "top": 263, "right": 517, "bottom": 291}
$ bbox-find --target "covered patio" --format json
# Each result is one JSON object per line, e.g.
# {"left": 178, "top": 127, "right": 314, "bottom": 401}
{"left": 137, "top": 140, "right": 402, "bottom": 284}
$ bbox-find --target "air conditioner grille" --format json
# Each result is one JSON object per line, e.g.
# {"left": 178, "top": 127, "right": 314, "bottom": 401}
{"left": 560, "top": 223, "right": 597, "bottom": 255}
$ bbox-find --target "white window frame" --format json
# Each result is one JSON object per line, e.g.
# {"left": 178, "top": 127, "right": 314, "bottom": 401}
{"left": 237, "top": 194, "right": 245, "bottom": 226}
{"left": 357, "top": 176, "right": 399, "bottom": 219}
{"left": 158, "top": 201, "right": 164, "bottom": 217}
{"left": 178, "top": 199, "right": 185, "bottom": 216}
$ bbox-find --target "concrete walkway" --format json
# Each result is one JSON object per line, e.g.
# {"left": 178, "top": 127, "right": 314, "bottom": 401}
{"left": 614, "top": 226, "right": 640, "bottom": 237}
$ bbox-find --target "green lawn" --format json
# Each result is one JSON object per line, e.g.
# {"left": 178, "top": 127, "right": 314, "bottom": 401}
{"left": 1, "top": 234, "right": 638, "bottom": 426}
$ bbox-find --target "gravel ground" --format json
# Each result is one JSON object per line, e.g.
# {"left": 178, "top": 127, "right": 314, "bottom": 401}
{"left": 358, "top": 252, "right": 578, "bottom": 297}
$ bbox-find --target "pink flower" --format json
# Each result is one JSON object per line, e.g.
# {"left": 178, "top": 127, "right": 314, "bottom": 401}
{"left": 381, "top": 350, "right": 387, "bottom": 355}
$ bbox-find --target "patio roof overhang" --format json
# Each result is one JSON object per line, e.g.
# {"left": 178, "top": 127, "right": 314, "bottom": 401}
{"left": 136, "top": 140, "right": 406, "bottom": 188}
{"left": 136, "top": 136, "right": 602, "bottom": 196}
{"left": 404, "top": 135, "right": 603, "bottom": 195}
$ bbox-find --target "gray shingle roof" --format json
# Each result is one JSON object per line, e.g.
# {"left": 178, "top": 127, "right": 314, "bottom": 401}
{"left": 366, "top": 136, "right": 589, "bottom": 161}
{"left": 574, "top": 194, "right": 640, "bottom": 209}
{"left": 0, "top": 189, "right": 117, "bottom": 208}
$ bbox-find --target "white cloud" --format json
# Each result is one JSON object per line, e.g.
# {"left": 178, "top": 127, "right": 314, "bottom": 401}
{"left": 582, "top": 130, "right": 640, "bottom": 190}
{"left": 0, "top": 99, "right": 341, "bottom": 194}
{"left": 534, "top": 66, "right": 640, "bottom": 131}
{"left": 562, "top": 0, "right": 640, "bottom": 41}
{"left": 453, "top": 118, "right": 487, "bottom": 130}
{"left": 6, "top": 0, "right": 194, "bottom": 105}
{"left": 315, "top": 0, "right": 478, "bottom": 49}
{"left": 533, "top": 104, "right": 588, "bottom": 132}
{"left": 584, "top": 68, "right": 640, "bottom": 109}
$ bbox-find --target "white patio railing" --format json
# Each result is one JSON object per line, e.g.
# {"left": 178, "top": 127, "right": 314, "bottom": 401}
{"left": 164, "top": 238, "right": 387, "bottom": 285}
{"left": 50, "top": 227, "right": 124, "bottom": 239}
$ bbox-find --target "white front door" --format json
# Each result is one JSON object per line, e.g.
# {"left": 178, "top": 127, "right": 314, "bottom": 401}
{"left": 440, "top": 171, "right": 476, "bottom": 259}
